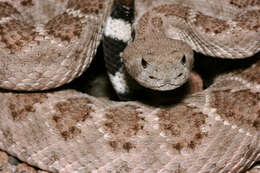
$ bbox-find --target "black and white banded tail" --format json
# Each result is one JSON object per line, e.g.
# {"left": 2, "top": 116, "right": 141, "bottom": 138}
{"left": 103, "top": 0, "right": 137, "bottom": 100}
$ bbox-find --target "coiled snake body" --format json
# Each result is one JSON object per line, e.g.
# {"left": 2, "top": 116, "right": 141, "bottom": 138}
{"left": 0, "top": 0, "right": 259, "bottom": 172}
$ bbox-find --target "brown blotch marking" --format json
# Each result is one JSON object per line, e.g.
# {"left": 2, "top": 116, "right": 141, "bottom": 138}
{"left": 53, "top": 98, "right": 94, "bottom": 140}
{"left": 252, "top": 114, "right": 260, "bottom": 129}
{"left": 67, "top": 0, "right": 104, "bottom": 15}
{"left": 235, "top": 10, "right": 260, "bottom": 32}
{"left": 122, "top": 142, "right": 135, "bottom": 152}
{"left": 157, "top": 104, "right": 208, "bottom": 151}
{"left": 109, "top": 141, "right": 118, "bottom": 149}
{"left": 229, "top": 0, "right": 260, "bottom": 8}
{"left": 46, "top": 13, "right": 83, "bottom": 42}
{"left": 0, "top": 19, "right": 36, "bottom": 53}
{"left": 7, "top": 93, "right": 48, "bottom": 121}
{"left": 210, "top": 89, "right": 260, "bottom": 130}
{"left": 155, "top": 4, "right": 190, "bottom": 20}
{"left": 109, "top": 141, "right": 135, "bottom": 153}
{"left": 0, "top": 2, "right": 20, "bottom": 19}
{"left": 172, "top": 143, "right": 184, "bottom": 152}
{"left": 102, "top": 105, "right": 145, "bottom": 152}
{"left": 194, "top": 12, "right": 229, "bottom": 34}
{"left": 20, "top": 0, "right": 34, "bottom": 6}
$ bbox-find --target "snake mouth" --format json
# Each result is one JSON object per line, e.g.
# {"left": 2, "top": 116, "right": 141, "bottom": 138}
{"left": 136, "top": 75, "right": 189, "bottom": 91}
{"left": 145, "top": 74, "right": 189, "bottom": 91}
{"left": 143, "top": 82, "right": 183, "bottom": 91}
{"left": 156, "top": 83, "right": 182, "bottom": 91}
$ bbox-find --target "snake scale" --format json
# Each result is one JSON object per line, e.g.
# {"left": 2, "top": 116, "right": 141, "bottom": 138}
{"left": 0, "top": 0, "right": 259, "bottom": 172}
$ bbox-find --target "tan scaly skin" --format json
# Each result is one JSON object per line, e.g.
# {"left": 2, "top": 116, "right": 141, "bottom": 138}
{"left": 0, "top": 0, "right": 259, "bottom": 172}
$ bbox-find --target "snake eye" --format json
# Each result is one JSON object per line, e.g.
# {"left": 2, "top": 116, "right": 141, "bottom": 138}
{"left": 141, "top": 58, "right": 148, "bottom": 68}
{"left": 181, "top": 55, "right": 186, "bottom": 65}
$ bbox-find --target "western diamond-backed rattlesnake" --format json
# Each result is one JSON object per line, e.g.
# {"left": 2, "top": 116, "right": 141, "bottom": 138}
{"left": 0, "top": 0, "right": 259, "bottom": 172}
{"left": 103, "top": 0, "right": 260, "bottom": 99}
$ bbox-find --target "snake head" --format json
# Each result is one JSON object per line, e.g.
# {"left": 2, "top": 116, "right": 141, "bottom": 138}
{"left": 122, "top": 38, "right": 194, "bottom": 91}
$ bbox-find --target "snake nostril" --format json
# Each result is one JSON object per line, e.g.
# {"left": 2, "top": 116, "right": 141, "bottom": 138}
{"left": 177, "top": 73, "right": 183, "bottom": 78}
{"left": 149, "top": 75, "right": 156, "bottom": 79}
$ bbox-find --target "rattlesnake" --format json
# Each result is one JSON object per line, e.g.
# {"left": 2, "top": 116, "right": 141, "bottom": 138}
{"left": 103, "top": 0, "right": 260, "bottom": 98}
{"left": 0, "top": 0, "right": 259, "bottom": 172}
